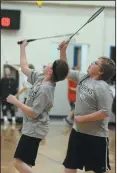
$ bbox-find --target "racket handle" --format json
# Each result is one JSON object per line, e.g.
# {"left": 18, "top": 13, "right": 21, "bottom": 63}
{"left": 17, "top": 39, "right": 37, "bottom": 45}
{"left": 57, "top": 39, "right": 70, "bottom": 50}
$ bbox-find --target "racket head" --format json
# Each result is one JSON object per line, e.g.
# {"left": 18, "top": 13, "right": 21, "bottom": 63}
{"left": 57, "top": 6, "right": 105, "bottom": 50}
{"left": 87, "top": 6, "right": 105, "bottom": 24}
{"left": 65, "top": 6, "right": 105, "bottom": 43}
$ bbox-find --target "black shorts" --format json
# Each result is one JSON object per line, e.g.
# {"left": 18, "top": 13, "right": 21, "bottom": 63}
{"left": 14, "top": 134, "right": 42, "bottom": 166}
{"left": 63, "top": 129, "right": 111, "bottom": 172}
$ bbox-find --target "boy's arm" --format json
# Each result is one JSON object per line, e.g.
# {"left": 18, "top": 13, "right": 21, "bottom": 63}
{"left": 59, "top": 41, "right": 86, "bottom": 82}
{"left": 6, "top": 95, "right": 38, "bottom": 119}
{"left": 59, "top": 41, "right": 69, "bottom": 66}
{"left": 20, "top": 40, "right": 43, "bottom": 85}
{"left": 68, "top": 87, "right": 76, "bottom": 92}
{"left": 7, "top": 91, "right": 48, "bottom": 119}
{"left": 16, "top": 87, "right": 28, "bottom": 98}
{"left": 75, "top": 111, "right": 108, "bottom": 123}
{"left": 20, "top": 40, "right": 32, "bottom": 77}
{"left": 75, "top": 83, "right": 113, "bottom": 123}
{"left": 14, "top": 101, "right": 38, "bottom": 119}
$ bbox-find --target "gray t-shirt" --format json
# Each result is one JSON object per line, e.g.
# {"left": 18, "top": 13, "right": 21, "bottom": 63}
{"left": 21, "top": 70, "right": 55, "bottom": 139}
{"left": 68, "top": 69, "right": 113, "bottom": 137}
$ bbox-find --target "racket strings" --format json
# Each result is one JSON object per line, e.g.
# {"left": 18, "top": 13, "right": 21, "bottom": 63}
{"left": 58, "top": 6, "right": 105, "bottom": 49}
{"left": 87, "top": 6, "right": 105, "bottom": 23}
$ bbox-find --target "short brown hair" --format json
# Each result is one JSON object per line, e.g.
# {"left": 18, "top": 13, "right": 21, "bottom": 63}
{"left": 98, "top": 56, "right": 115, "bottom": 81}
{"left": 52, "top": 60, "right": 69, "bottom": 82}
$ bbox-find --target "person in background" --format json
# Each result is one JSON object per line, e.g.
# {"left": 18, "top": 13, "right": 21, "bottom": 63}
{"left": 65, "top": 66, "right": 78, "bottom": 126}
{"left": 15, "top": 64, "right": 35, "bottom": 132}
{"left": 17, "top": 64, "right": 35, "bottom": 103}
{"left": 0, "top": 66, "right": 18, "bottom": 126}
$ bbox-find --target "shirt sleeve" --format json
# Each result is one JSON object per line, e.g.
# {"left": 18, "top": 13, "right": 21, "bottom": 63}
{"left": 68, "top": 69, "right": 86, "bottom": 82}
{"left": 27, "top": 70, "right": 42, "bottom": 85}
{"left": 32, "top": 91, "right": 48, "bottom": 116}
{"left": 95, "top": 82, "right": 113, "bottom": 116}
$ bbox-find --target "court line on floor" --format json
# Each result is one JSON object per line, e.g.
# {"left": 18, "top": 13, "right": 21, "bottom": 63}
{"left": 38, "top": 153, "right": 62, "bottom": 165}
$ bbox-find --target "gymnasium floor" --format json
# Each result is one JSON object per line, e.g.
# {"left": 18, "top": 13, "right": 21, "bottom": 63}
{"left": 1, "top": 121, "right": 115, "bottom": 173}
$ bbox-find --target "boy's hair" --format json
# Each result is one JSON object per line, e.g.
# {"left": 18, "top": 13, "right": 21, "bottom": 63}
{"left": 52, "top": 60, "right": 69, "bottom": 82}
{"left": 28, "top": 64, "right": 35, "bottom": 70}
{"left": 99, "top": 56, "right": 115, "bottom": 81}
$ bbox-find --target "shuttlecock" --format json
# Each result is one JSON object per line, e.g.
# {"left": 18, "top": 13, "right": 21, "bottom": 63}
{"left": 37, "top": 1, "right": 43, "bottom": 7}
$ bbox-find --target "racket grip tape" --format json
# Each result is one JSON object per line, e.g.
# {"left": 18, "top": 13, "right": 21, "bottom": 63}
{"left": 17, "top": 39, "right": 36, "bottom": 45}
{"left": 17, "top": 41, "right": 24, "bottom": 44}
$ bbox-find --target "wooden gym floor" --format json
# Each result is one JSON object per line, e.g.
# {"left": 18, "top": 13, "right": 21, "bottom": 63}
{"left": 1, "top": 122, "right": 115, "bottom": 173}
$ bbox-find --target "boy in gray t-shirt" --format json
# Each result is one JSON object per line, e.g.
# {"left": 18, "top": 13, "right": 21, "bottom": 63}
{"left": 6, "top": 40, "right": 69, "bottom": 173}
{"left": 59, "top": 41, "right": 115, "bottom": 173}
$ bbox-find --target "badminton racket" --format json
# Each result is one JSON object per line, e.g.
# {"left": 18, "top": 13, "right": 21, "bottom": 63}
{"left": 58, "top": 6, "right": 105, "bottom": 50}
{"left": 17, "top": 32, "right": 79, "bottom": 45}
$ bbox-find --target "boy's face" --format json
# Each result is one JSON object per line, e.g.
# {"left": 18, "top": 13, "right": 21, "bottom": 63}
{"left": 87, "top": 59, "right": 103, "bottom": 78}
{"left": 43, "top": 63, "right": 53, "bottom": 77}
